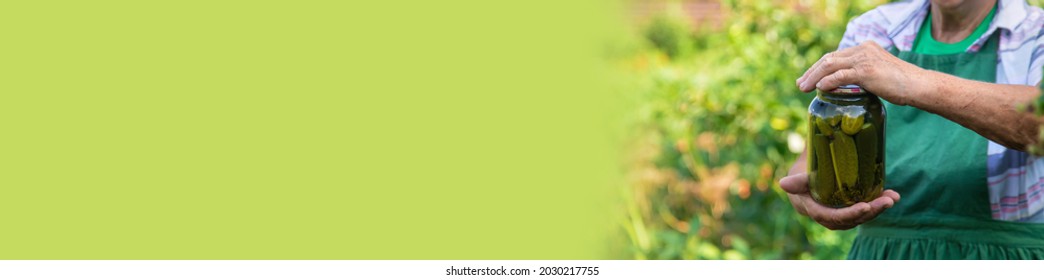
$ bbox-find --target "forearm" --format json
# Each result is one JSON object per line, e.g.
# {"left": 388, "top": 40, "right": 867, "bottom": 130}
{"left": 910, "top": 71, "right": 1043, "bottom": 150}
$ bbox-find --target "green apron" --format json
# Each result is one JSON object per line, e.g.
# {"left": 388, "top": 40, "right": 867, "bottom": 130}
{"left": 847, "top": 32, "right": 1044, "bottom": 259}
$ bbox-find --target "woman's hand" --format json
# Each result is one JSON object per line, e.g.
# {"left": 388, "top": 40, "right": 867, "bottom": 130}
{"left": 779, "top": 173, "right": 901, "bottom": 230}
{"left": 797, "top": 40, "right": 1042, "bottom": 151}
{"left": 796, "top": 41, "right": 928, "bottom": 106}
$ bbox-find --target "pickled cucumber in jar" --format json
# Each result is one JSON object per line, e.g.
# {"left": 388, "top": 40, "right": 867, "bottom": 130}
{"left": 807, "top": 85, "right": 885, "bottom": 208}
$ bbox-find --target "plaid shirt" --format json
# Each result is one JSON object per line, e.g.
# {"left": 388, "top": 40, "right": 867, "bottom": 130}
{"left": 838, "top": 0, "right": 1044, "bottom": 222}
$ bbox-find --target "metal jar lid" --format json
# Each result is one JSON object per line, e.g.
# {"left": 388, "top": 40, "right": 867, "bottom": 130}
{"left": 829, "top": 84, "right": 865, "bottom": 94}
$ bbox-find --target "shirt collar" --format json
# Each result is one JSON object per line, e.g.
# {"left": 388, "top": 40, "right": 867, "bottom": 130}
{"left": 994, "top": 0, "right": 1027, "bottom": 31}
{"left": 886, "top": 0, "right": 1028, "bottom": 52}
{"left": 886, "top": 0, "right": 928, "bottom": 37}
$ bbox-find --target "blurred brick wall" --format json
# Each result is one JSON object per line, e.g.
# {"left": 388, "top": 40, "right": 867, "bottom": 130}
{"left": 628, "top": 0, "right": 724, "bottom": 30}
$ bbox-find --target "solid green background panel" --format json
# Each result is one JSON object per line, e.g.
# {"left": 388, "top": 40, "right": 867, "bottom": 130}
{"left": 0, "top": 1, "right": 620, "bottom": 259}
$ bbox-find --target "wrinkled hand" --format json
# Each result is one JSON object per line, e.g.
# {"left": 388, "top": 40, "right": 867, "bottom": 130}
{"left": 796, "top": 41, "right": 928, "bottom": 106}
{"left": 779, "top": 173, "right": 900, "bottom": 230}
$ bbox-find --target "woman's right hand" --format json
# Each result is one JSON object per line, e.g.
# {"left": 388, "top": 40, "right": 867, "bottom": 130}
{"left": 779, "top": 173, "right": 900, "bottom": 230}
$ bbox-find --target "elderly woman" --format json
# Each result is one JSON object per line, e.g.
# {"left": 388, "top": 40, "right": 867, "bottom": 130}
{"left": 779, "top": 0, "right": 1044, "bottom": 259}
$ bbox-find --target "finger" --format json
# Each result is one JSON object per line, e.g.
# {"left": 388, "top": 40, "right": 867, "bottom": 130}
{"left": 798, "top": 49, "right": 859, "bottom": 88}
{"left": 853, "top": 195, "right": 897, "bottom": 224}
{"left": 779, "top": 173, "right": 809, "bottom": 194}
{"left": 867, "top": 195, "right": 895, "bottom": 211}
{"left": 816, "top": 68, "right": 861, "bottom": 92}
{"left": 859, "top": 40, "right": 881, "bottom": 49}
{"left": 797, "top": 59, "right": 822, "bottom": 87}
{"left": 798, "top": 54, "right": 831, "bottom": 89}
{"left": 798, "top": 52, "right": 835, "bottom": 87}
{"left": 804, "top": 200, "right": 872, "bottom": 230}
{"left": 786, "top": 193, "right": 809, "bottom": 216}
{"left": 881, "top": 189, "right": 901, "bottom": 203}
{"left": 799, "top": 55, "right": 857, "bottom": 92}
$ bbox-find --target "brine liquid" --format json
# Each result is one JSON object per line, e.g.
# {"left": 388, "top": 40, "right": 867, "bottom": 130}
{"left": 808, "top": 104, "right": 884, "bottom": 208}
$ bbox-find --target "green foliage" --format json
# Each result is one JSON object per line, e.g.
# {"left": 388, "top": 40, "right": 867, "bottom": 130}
{"left": 643, "top": 16, "right": 693, "bottom": 59}
{"left": 1029, "top": 96, "right": 1044, "bottom": 156}
{"left": 618, "top": 0, "right": 888, "bottom": 259}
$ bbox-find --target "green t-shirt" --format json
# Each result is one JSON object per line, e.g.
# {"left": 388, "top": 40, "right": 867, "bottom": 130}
{"left": 911, "top": 6, "right": 996, "bottom": 55}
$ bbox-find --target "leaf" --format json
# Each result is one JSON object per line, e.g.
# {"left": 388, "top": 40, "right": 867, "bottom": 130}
{"left": 731, "top": 236, "right": 751, "bottom": 255}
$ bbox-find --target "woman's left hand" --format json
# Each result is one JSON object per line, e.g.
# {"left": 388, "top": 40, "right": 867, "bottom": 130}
{"left": 797, "top": 41, "right": 928, "bottom": 106}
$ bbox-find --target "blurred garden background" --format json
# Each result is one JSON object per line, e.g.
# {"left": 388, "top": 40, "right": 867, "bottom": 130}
{"left": 612, "top": 0, "right": 1044, "bottom": 260}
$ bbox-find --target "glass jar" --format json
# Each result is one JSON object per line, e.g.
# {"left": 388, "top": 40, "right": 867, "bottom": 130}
{"left": 807, "top": 85, "right": 885, "bottom": 208}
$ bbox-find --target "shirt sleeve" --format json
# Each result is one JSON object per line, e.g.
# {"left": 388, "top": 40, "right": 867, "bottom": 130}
{"left": 1030, "top": 39, "right": 1044, "bottom": 88}
{"left": 837, "top": 9, "right": 894, "bottom": 52}
{"left": 1024, "top": 7, "right": 1044, "bottom": 87}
